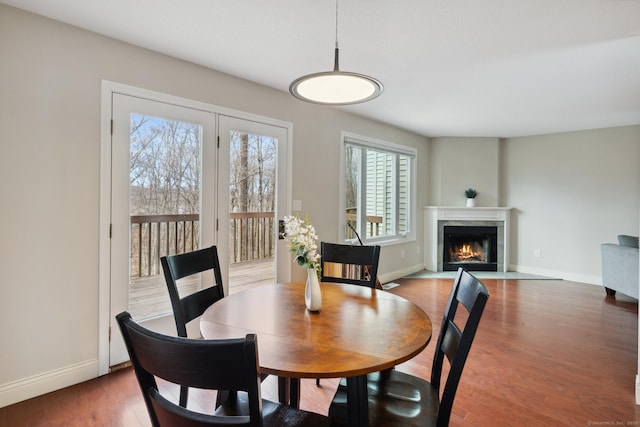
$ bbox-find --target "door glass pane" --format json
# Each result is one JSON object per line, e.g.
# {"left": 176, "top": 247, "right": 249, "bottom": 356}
{"left": 228, "top": 131, "right": 276, "bottom": 293}
{"left": 128, "top": 114, "right": 202, "bottom": 320}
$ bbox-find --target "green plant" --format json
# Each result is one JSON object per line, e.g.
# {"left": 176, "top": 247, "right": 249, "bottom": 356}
{"left": 465, "top": 188, "right": 478, "bottom": 198}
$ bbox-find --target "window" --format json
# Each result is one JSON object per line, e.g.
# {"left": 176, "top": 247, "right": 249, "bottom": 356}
{"left": 341, "top": 133, "right": 416, "bottom": 244}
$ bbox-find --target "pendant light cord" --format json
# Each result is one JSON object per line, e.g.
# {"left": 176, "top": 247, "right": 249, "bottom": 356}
{"left": 333, "top": 0, "right": 340, "bottom": 71}
{"left": 335, "top": 0, "right": 339, "bottom": 50}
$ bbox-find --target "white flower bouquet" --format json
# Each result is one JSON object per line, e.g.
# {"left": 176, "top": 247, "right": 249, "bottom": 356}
{"left": 283, "top": 215, "right": 321, "bottom": 278}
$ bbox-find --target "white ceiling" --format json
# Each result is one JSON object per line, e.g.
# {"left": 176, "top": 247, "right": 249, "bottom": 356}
{"left": 4, "top": 0, "right": 640, "bottom": 138}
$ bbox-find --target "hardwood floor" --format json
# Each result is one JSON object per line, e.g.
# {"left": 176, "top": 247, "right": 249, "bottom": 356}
{"left": 2, "top": 277, "right": 639, "bottom": 426}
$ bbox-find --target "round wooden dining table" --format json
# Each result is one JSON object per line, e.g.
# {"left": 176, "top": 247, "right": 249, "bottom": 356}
{"left": 200, "top": 281, "right": 432, "bottom": 427}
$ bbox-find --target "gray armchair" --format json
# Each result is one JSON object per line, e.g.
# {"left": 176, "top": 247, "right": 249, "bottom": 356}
{"left": 601, "top": 235, "right": 639, "bottom": 299}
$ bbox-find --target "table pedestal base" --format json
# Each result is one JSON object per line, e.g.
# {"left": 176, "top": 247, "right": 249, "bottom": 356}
{"left": 278, "top": 377, "right": 301, "bottom": 409}
{"left": 346, "top": 375, "right": 369, "bottom": 427}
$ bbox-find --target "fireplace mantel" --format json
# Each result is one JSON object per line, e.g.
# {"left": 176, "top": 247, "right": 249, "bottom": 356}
{"left": 424, "top": 206, "right": 512, "bottom": 272}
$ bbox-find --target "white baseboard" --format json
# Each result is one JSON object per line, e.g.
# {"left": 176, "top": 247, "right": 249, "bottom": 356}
{"left": 380, "top": 263, "right": 425, "bottom": 284}
{"left": 0, "top": 359, "right": 98, "bottom": 408}
{"left": 509, "top": 264, "right": 601, "bottom": 286}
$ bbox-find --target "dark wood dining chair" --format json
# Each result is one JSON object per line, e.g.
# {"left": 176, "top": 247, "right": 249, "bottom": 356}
{"left": 160, "top": 245, "right": 225, "bottom": 407}
{"left": 116, "top": 311, "right": 331, "bottom": 427}
{"left": 161, "top": 245, "right": 272, "bottom": 407}
{"left": 315, "top": 242, "right": 381, "bottom": 387}
{"left": 320, "top": 242, "right": 381, "bottom": 288}
{"left": 161, "top": 245, "right": 225, "bottom": 338}
{"left": 328, "top": 267, "right": 490, "bottom": 427}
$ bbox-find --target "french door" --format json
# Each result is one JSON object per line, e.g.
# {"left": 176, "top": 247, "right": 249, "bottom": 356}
{"left": 101, "top": 86, "right": 291, "bottom": 370}
{"left": 218, "top": 116, "right": 289, "bottom": 293}
{"left": 109, "top": 93, "right": 217, "bottom": 366}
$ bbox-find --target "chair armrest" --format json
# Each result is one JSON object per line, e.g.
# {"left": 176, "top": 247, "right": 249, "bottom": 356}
{"left": 601, "top": 243, "right": 639, "bottom": 299}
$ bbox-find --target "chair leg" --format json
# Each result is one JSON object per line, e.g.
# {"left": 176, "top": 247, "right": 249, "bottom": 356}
{"left": 605, "top": 287, "right": 616, "bottom": 296}
{"left": 179, "top": 385, "right": 188, "bottom": 407}
{"left": 316, "top": 378, "right": 321, "bottom": 387}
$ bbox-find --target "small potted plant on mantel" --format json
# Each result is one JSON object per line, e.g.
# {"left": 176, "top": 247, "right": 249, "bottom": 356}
{"left": 465, "top": 188, "right": 478, "bottom": 207}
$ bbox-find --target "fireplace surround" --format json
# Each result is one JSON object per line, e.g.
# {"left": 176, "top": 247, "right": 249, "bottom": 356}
{"left": 424, "top": 206, "right": 511, "bottom": 272}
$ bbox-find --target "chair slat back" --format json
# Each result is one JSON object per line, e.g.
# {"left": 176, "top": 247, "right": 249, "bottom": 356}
{"left": 431, "top": 268, "right": 489, "bottom": 426}
{"left": 163, "top": 246, "right": 223, "bottom": 281}
{"left": 161, "top": 246, "right": 225, "bottom": 337}
{"left": 320, "top": 242, "right": 380, "bottom": 288}
{"left": 116, "top": 311, "right": 262, "bottom": 427}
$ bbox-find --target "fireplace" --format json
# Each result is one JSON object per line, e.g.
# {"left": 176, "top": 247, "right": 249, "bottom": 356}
{"left": 443, "top": 226, "right": 498, "bottom": 271}
{"left": 424, "top": 207, "right": 511, "bottom": 273}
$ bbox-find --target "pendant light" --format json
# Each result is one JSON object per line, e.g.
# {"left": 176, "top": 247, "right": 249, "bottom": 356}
{"left": 289, "top": 0, "right": 383, "bottom": 105}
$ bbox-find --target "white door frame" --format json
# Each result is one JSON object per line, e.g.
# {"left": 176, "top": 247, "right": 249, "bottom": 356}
{"left": 98, "top": 81, "right": 292, "bottom": 375}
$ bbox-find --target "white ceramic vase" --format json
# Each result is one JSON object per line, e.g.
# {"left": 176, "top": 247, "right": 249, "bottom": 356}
{"left": 466, "top": 198, "right": 476, "bottom": 207}
{"left": 305, "top": 268, "right": 322, "bottom": 312}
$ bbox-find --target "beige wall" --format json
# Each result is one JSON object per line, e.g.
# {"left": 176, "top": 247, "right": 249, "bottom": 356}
{"left": 0, "top": 4, "right": 428, "bottom": 405}
{"left": 428, "top": 137, "right": 500, "bottom": 206}
{"left": 502, "top": 126, "right": 640, "bottom": 282}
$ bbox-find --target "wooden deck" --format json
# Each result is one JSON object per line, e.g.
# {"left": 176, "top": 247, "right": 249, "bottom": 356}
{"left": 129, "top": 258, "right": 274, "bottom": 319}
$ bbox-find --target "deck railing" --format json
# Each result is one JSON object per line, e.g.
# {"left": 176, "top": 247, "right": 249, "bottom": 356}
{"left": 130, "top": 214, "right": 200, "bottom": 277}
{"left": 345, "top": 213, "right": 383, "bottom": 239}
{"left": 130, "top": 211, "right": 381, "bottom": 278}
{"left": 130, "top": 212, "right": 276, "bottom": 278}
{"left": 229, "top": 212, "right": 275, "bottom": 263}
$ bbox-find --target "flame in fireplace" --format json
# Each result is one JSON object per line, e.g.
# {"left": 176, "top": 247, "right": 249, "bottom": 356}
{"left": 451, "top": 243, "right": 485, "bottom": 263}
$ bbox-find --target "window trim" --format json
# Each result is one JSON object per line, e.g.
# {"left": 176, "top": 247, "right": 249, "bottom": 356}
{"left": 339, "top": 131, "right": 417, "bottom": 246}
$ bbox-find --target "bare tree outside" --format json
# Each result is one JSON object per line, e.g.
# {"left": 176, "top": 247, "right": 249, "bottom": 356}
{"left": 229, "top": 132, "right": 276, "bottom": 213}
{"left": 229, "top": 131, "right": 276, "bottom": 262}
{"left": 345, "top": 145, "right": 359, "bottom": 239}
{"left": 130, "top": 115, "right": 200, "bottom": 216}
{"left": 129, "top": 114, "right": 201, "bottom": 277}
